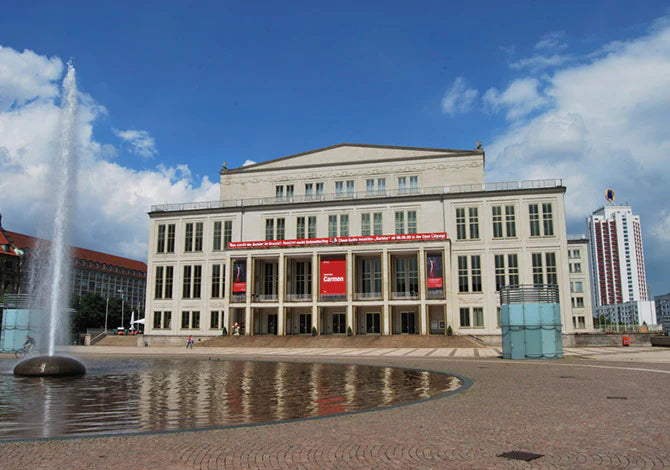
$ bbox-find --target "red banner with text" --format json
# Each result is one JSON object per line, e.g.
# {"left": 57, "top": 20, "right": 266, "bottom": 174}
{"left": 320, "top": 259, "right": 346, "bottom": 295}
{"left": 228, "top": 232, "right": 447, "bottom": 249}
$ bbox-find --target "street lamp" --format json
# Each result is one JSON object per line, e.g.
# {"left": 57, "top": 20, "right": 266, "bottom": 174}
{"left": 118, "top": 289, "right": 125, "bottom": 331}
{"left": 104, "top": 297, "right": 109, "bottom": 333}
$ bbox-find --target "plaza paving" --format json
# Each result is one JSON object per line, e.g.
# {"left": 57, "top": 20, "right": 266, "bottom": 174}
{"left": 2, "top": 345, "right": 669, "bottom": 469}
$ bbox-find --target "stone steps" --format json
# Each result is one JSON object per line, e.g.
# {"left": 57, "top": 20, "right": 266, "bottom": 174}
{"left": 95, "top": 335, "right": 138, "bottom": 346}
{"left": 199, "top": 334, "right": 481, "bottom": 349}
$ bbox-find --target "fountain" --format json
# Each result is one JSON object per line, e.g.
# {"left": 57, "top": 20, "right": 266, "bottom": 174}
{"left": 14, "top": 61, "right": 85, "bottom": 377}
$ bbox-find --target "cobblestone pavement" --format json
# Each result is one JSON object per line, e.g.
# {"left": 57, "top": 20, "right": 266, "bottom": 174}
{"left": 2, "top": 347, "right": 669, "bottom": 469}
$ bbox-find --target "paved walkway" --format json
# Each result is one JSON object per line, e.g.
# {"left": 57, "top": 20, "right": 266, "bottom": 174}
{"left": 2, "top": 346, "right": 669, "bottom": 469}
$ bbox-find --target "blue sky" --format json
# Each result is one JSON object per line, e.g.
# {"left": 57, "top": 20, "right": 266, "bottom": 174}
{"left": 1, "top": 1, "right": 669, "bottom": 298}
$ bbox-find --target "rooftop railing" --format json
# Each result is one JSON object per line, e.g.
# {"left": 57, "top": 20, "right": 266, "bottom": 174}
{"left": 151, "top": 178, "right": 563, "bottom": 213}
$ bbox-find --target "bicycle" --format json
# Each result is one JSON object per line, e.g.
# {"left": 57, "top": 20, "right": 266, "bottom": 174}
{"left": 14, "top": 345, "right": 35, "bottom": 359}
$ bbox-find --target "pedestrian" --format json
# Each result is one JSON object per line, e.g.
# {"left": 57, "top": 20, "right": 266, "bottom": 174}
{"left": 186, "top": 335, "right": 193, "bottom": 349}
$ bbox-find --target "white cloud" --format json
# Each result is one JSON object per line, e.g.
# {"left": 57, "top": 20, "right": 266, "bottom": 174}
{"left": 510, "top": 54, "right": 572, "bottom": 72}
{"left": 483, "top": 78, "right": 549, "bottom": 120}
{"left": 0, "top": 46, "right": 218, "bottom": 261}
{"left": 242, "top": 159, "right": 256, "bottom": 167}
{"left": 441, "top": 76, "right": 479, "bottom": 115}
{"left": 114, "top": 128, "right": 158, "bottom": 159}
{"left": 535, "top": 31, "right": 567, "bottom": 51}
{"left": 485, "top": 18, "right": 670, "bottom": 294}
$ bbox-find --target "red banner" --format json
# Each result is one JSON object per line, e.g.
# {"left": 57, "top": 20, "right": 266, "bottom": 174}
{"left": 320, "top": 259, "right": 346, "bottom": 295}
{"left": 427, "top": 254, "right": 443, "bottom": 289}
{"left": 232, "top": 260, "right": 246, "bottom": 293}
{"left": 228, "top": 232, "right": 447, "bottom": 249}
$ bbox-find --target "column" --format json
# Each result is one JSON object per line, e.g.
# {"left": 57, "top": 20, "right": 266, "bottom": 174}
{"left": 278, "top": 253, "right": 285, "bottom": 335}
{"left": 245, "top": 254, "right": 252, "bottom": 335}
{"left": 382, "top": 248, "right": 390, "bottom": 335}
{"left": 312, "top": 251, "right": 319, "bottom": 334}
{"left": 419, "top": 247, "right": 427, "bottom": 335}
{"left": 347, "top": 250, "right": 354, "bottom": 335}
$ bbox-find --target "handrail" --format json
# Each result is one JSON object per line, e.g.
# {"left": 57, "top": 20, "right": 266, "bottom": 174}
{"left": 151, "top": 178, "right": 563, "bottom": 213}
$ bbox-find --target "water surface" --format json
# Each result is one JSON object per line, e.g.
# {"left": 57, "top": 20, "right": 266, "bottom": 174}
{"left": 0, "top": 358, "right": 461, "bottom": 440}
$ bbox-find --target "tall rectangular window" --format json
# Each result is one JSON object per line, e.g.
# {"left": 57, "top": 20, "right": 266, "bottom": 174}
{"left": 328, "top": 215, "right": 338, "bottom": 237}
{"left": 316, "top": 182, "right": 324, "bottom": 195}
{"left": 165, "top": 266, "right": 173, "bottom": 298}
{"left": 157, "top": 225, "right": 166, "bottom": 253}
{"left": 542, "top": 203, "right": 554, "bottom": 236}
{"left": 395, "top": 211, "right": 405, "bottom": 234}
{"left": 265, "top": 219, "right": 274, "bottom": 240}
{"left": 210, "top": 311, "right": 220, "bottom": 329}
{"left": 494, "top": 255, "right": 505, "bottom": 291}
{"left": 193, "top": 265, "right": 202, "bottom": 298}
{"left": 308, "top": 216, "right": 317, "bottom": 238}
{"left": 192, "top": 311, "right": 200, "bottom": 329}
{"left": 458, "top": 256, "right": 469, "bottom": 293}
{"left": 456, "top": 208, "right": 466, "bottom": 240}
{"left": 398, "top": 176, "right": 407, "bottom": 192}
{"left": 377, "top": 178, "right": 386, "bottom": 192}
{"left": 164, "top": 311, "right": 171, "bottom": 329}
{"left": 340, "top": 215, "right": 349, "bottom": 236}
{"left": 213, "top": 221, "right": 222, "bottom": 251}
{"left": 194, "top": 222, "right": 203, "bottom": 251}
{"left": 361, "top": 213, "right": 371, "bottom": 236}
{"left": 153, "top": 311, "right": 162, "bottom": 329}
{"left": 407, "top": 211, "right": 417, "bottom": 234}
{"left": 473, "top": 307, "right": 484, "bottom": 327}
{"left": 276, "top": 218, "right": 285, "bottom": 240}
{"left": 286, "top": 185, "right": 294, "bottom": 197}
{"left": 410, "top": 176, "right": 418, "bottom": 192}
{"left": 373, "top": 212, "right": 383, "bottom": 235}
{"left": 532, "top": 253, "right": 543, "bottom": 286}
{"left": 366, "top": 179, "right": 374, "bottom": 194}
{"left": 471, "top": 255, "right": 482, "bottom": 292}
{"left": 297, "top": 217, "right": 306, "bottom": 239}
{"left": 335, "top": 181, "right": 344, "bottom": 195}
{"left": 505, "top": 206, "right": 516, "bottom": 237}
{"left": 469, "top": 208, "right": 479, "bottom": 239}
{"left": 508, "top": 254, "right": 519, "bottom": 286}
{"left": 184, "top": 223, "right": 193, "bottom": 252}
{"left": 492, "top": 206, "right": 503, "bottom": 238}
{"left": 529, "top": 204, "right": 540, "bottom": 237}
{"left": 223, "top": 220, "right": 232, "bottom": 249}
{"left": 183, "top": 265, "right": 192, "bottom": 298}
{"left": 346, "top": 180, "right": 354, "bottom": 195}
{"left": 546, "top": 252, "right": 557, "bottom": 286}
{"left": 460, "top": 307, "right": 471, "bottom": 327}
{"left": 155, "top": 266, "right": 164, "bottom": 298}
{"left": 275, "top": 186, "right": 284, "bottom": 198}
{"left": 167, "top": 224, "right": 175, "bottom": 252}
{"left": 182, "top": 311, "right": 190, "bottom": 328}
{"left": 211, "top": 264, "right": 221, "bottom": 298}
{"left": 305, "top": 183, "right": 313, "bottom": 196}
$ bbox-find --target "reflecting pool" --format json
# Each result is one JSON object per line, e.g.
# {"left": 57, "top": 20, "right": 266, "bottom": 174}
{"left": 0, "top": 358, "right": 462, "bottom": 440}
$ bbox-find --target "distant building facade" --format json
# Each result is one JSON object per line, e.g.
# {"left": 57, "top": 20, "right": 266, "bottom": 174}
{"left": 587, "top": 204, "right": 654, "bottom": 325}
{"left": 144, "top": 143, "right": 577, "bottom": 344}
{"left": 567, "top": 235, "right": 593, "bottom": 330}
{"left": 0, "top": 218, "right": 147, "bottom": 313}
{"left": 655, "top": 293, "right": 670, "bottom": 332}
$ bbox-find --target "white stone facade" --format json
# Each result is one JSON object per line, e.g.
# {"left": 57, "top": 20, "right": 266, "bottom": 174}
{"left": 567, "top": 236, "right": 594, "bottom": 330}
{"left": 144, "top": 144, "right": 573, "bottom": 343}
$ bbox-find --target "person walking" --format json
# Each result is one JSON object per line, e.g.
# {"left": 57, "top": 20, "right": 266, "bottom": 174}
{"left": 186, "top": 335, "right": 193, "bottom": 349}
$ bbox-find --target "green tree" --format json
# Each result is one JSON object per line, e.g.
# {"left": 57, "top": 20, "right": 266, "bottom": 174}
{"left": 70, "top": 293, "right": 124, "bottom": 334}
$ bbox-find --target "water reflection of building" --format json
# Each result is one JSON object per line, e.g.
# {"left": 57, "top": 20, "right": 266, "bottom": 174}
{"left": 0, "top": 216, "right": 146, "bottom": 313}
{"left": 145, "top": 144, "right": 589, "bottom": 344}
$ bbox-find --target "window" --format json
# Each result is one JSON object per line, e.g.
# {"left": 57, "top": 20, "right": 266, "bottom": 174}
{"left": 456, "top": 207, "right": 479, "bottom": 240}
{"left": 297, "top": 217, "right": 305, "bottom": 239}
{"left": 213, "top": 221, "right": 222, "bottom": 251}
{"left": 529, "top": 203, "right": 554, "bottom": 237}
{"left": 308, "top": 216, "right": 317, "bottom": 238}
{"left": 193, "top": 265, "right": 202, "bottom": 298}
{"left": 532, "top": 253, "right": 543, "bottom": 286}
{"left": 366, "top": 179, "right": 385, "bottom": 194}
{"left": 276, "top": 185, "right": 284, "bottom": 198}
{"left": 328, "top": 215, "right": 338, "bottom": 237}
{"left": 265, "top": 218, "right": 285, "bottom": 240}
{"left": 315, "top": 182, "right": 324, "bottom": 195}
{"left": 473, "top": 307, "right": 484, "bottom": 327}
{"left": 223, "top": 221, "right": 232, "bottom": 250}
{"left": 458, "top": 256, "right": 469, "bottom": 293}
{"left": 340, "top": 215, "right": 349, "bottom": 236}
{"left": 305, "top": 183, "right": 313, "bottom": 197}
{"left": 153, "top": 311, "right": 171, "bottom": 329}
{"left": 570, "top": 262, "right": 582, "bottom": 273}
{"left": 571, "top": 297, "right": 584, "bottom": 308}
{"left": 265, "top": 219, "right": 274, "bottom": 240}
{"left": 505, "top": 206, "right": 516, "bottom": 237}
{"left": 346, "top": 180, "right": 354, "bottom": 195}
{"left": 359, "top": 258, "right": 382, "bottom": 295}
{"left": 182, "top": 265, "right": 202, "bottom": 298}
{"left": 395, "top": 211, "right": 404, "bottom": 234}
{"left": 471, "top": 255, "right": 482, "bottom": 292}
{"left": 398, "top": 176, "right": 407, "bottom": 192}
{"left": 157, "top": 225, "right": 166, "bottom": 253}
{"left": 569, "top": 249, "right": 581, "bottom": 259}
{"left": 184, "top": 223, "right": 193, "bottom": 252}
{"left": 194, "top": 222, "right": 203, "bottom": 251}
{"left": 373, "top": 212, "right": 383, "bottom": 235}
{"left": 366, "top": 179, "right": 374, "bottom": 194}
{"left": 181, "top": 311, "right": 200, "bottom": 329}
{"left": 155, "top": 266, "right": 164, "bottom": 298}
{"left": 546, "top": 253, "right": 557, "bottom": 286}
{"left": 165, "top": 266, "right": 173, "bottom": 298}
{"left": 182, "top": 311, "right": 190, "bottom": 328}
{"left": 460, "top": 307, "right": 471, "bottom": 327}
{"left": 361, "top": 213, "right": 371, "bottom": 236}
{"left": 210, "top": 311, "right": 220, "bottom": 329}
{"left": 153, "top": 311, "right": 162, "bottom": 329}
{"left": 394, "top": 210, "right": 417, "bottom": 234}
{"left": 335, "top": 181, "right": 344, "bottom": 195}
{"left": 531, "top": 252, "right": 557, "bottom": 286}
{"left": 276, "top": 184, "right": 293, "bottom": 199}
{"left": 211, "top": 264, "right": 225, "bottom": 298}
{"left": 494, "top": 254, "right": 519, "bottom": 291}
{"left": 377, "top": 178, "right": 385, "bottom": 192}
{"left": 183, "top": 266, "right": 191, "bottom": 298}
{"left": 286, "top": 185, "right": 294, "bottom": 197}
{"left": 570, "top": 281, "right": 583, "bottom": 293}
{"left": 394, "top": 256, "right": 418, "bottom": 295}
{"left": 410, "top": 176, "right": 418, "bottom": 192}
{"left": 492, "top": 207, "right": 503, "bottom": 238}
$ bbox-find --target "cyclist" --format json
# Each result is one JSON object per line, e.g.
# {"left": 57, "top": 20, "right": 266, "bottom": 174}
{"left": 23, "top": 335, "right": 36, "bottom": 353}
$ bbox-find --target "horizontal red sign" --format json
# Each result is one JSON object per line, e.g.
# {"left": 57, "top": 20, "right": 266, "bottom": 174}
{"left": 228, "top": 232, "right": 447, "bottom": 249}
